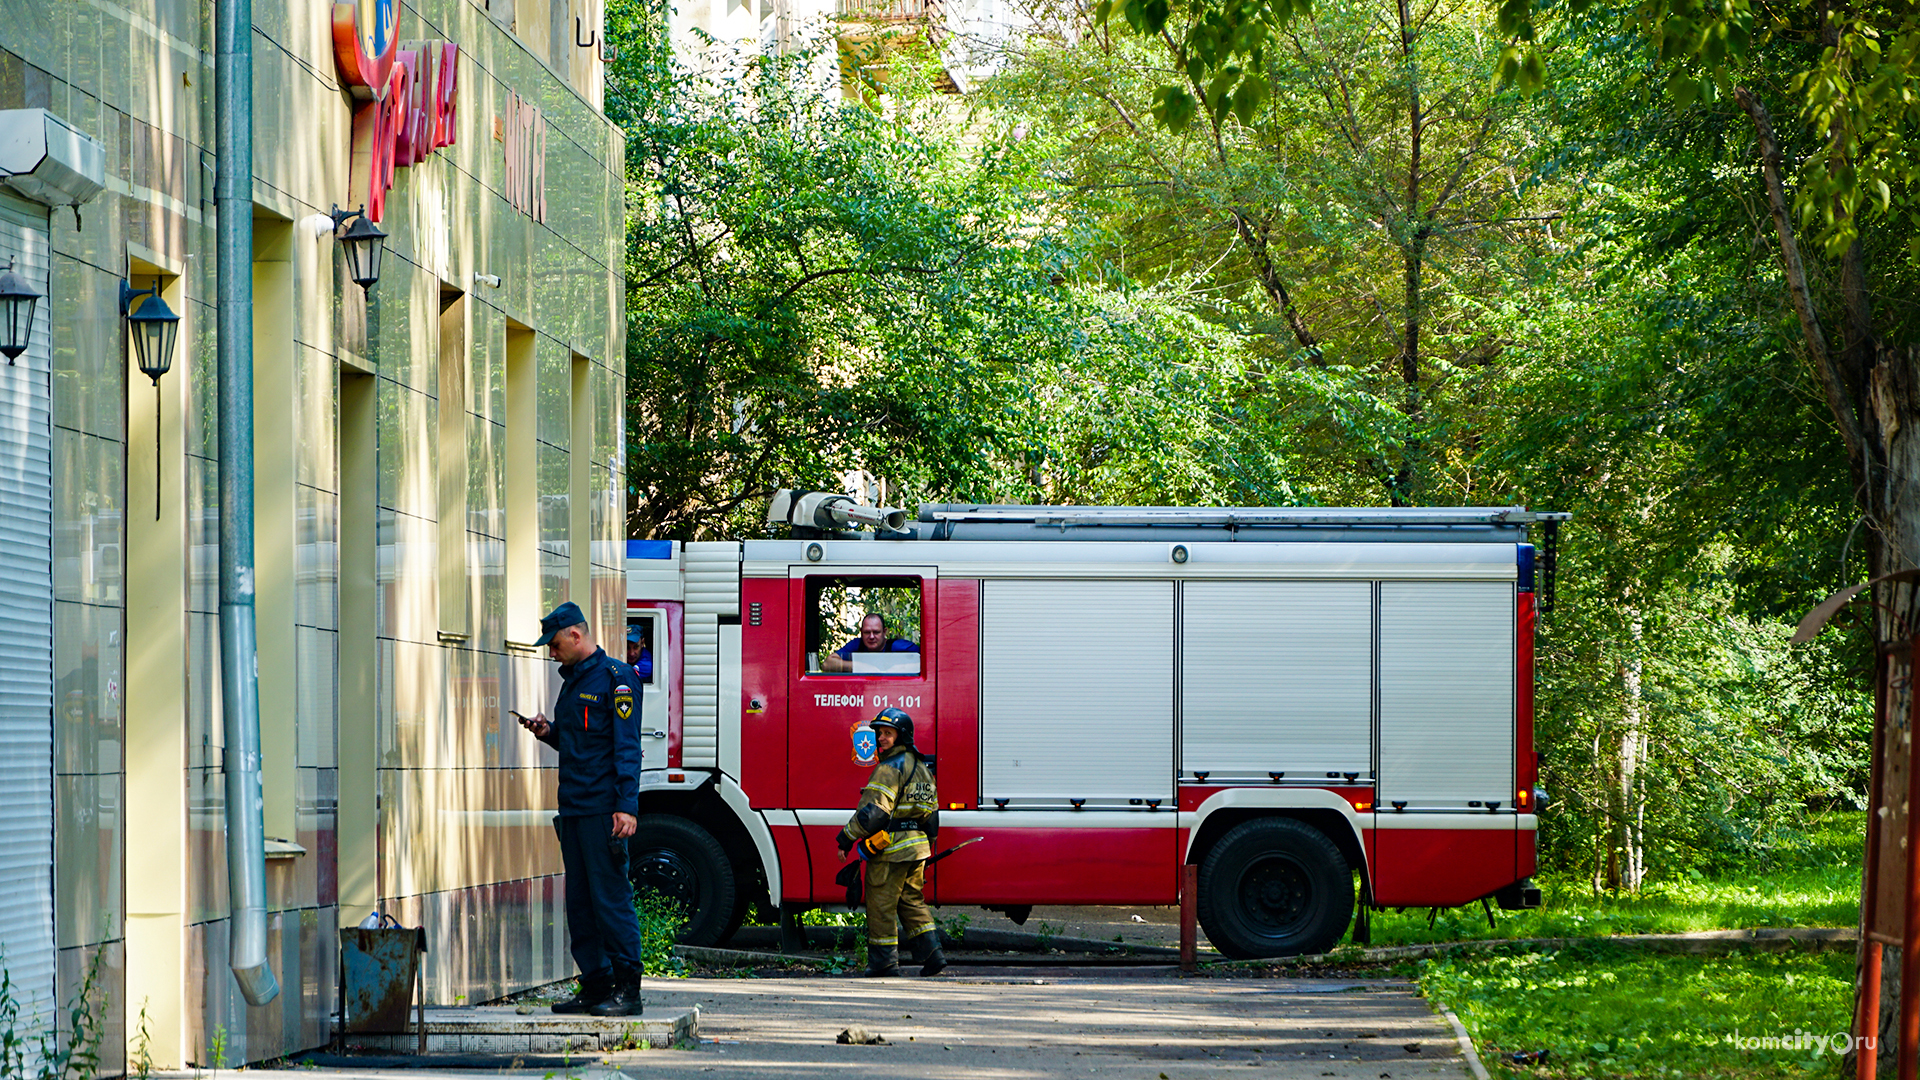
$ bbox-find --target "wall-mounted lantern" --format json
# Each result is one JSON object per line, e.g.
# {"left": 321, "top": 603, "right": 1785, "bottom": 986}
{"left": 329, "top": 204, "right": 388, "bottom": 293}
{"left": 123, "top": 278, "right": 181, "bottom": 520}
{"left": 0, "top": 258, "right": 43, "bottom": 364}
{"left": 121, "top": 280, "right": 180, "bottom": 384}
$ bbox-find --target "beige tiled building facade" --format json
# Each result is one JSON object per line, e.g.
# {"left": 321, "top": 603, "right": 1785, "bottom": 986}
{"left": 0, "top": 0, "right": 625, "bottom": 1070}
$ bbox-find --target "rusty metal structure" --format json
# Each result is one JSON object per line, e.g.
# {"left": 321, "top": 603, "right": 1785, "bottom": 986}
{"left": 340, "top": 924, "right": 430, "bottom": 1052}
{"left": 1793, "top": 571, "right": 1920, "bottom": 1080}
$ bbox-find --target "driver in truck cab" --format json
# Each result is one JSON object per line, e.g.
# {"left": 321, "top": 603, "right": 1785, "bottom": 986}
{"left": 837, "top": 708, "right": 946, "bottom": 977}
{"left": 819, "top": 613, "right": 919, "bottom": 672}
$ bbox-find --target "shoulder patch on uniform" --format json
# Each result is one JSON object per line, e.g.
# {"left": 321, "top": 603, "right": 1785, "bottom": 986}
{"left": 614, "top": 688, "right": 633, "bottom": 721}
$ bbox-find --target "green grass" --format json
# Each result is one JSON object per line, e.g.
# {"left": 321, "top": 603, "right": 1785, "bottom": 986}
{"left": 1420, "top": 944, "right": 1856, "bottom": 1079}
{"left": 1396, "top": 813, "right": 1866, "bottom": 1079}
{"left": 1366, "top": 813, "right": 1863, "bottom": 948}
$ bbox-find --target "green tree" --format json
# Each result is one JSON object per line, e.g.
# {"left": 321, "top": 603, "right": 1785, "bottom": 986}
{"left": 608, "top": 0, "right": 1328, "bottom": 535}
{"left": 992, "top": 0, "right": 1566, "bottom": 505}
{"left": 608, "top": 2, "right": 1079, "bottom": 538}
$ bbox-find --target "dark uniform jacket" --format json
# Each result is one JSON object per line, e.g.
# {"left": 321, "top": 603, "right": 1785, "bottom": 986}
{"left": 537, "top": 647, "right": 642, "bottom": 817}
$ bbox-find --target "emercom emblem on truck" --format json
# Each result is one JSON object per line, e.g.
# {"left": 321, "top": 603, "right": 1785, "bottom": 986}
{"left": 851, "top": 724, "right": 878, "bottom": 765}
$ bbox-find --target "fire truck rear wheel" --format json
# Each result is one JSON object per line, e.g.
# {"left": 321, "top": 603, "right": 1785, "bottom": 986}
{"left": 627, "top": 815, "right": 741, "bottom": 947}
{"left": 1197, "top": 818, "right": 1352, "bottom": 959}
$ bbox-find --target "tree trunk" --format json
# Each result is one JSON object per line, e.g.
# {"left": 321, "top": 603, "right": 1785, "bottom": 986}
{"left": 1600, "top": 615, "right": 1647, "bottom": 892}
{"left": 1738, "top": 83, "right": 1920, "bottom": 1077}
{"left": 1389, "top": 0, "right": 1424, "bottom": 506}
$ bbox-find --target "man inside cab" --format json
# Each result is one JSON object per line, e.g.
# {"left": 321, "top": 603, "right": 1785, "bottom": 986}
{"left": 820, "top": 613, "right": 919, "bottom": 672}
{"left": 626, "top": 623, "right": 653, "bottom": 682}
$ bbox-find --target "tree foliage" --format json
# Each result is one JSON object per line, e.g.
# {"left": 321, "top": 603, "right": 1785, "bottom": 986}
{"left": 609, "top": 0, "right": 1323, "bottom": 536}
{"left": 608, "top": 0, "right": 1877, "bottom": 890}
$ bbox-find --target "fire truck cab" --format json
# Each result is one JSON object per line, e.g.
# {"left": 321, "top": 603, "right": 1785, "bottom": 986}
{"left": 625, "top": 497, "right": 1560, "bottom": 958}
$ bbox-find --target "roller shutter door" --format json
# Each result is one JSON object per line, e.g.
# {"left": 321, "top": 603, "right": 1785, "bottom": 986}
{"left": 1181, "top": 581, "right": 1372, "bottom": 778}
{"left": 979, "top": 579, "right": 1173, "bottom": 805}
{"left": 0, "top": 192, "right": 55, "bottom": 1038}
{"left": 1377, "top": 581, "right": 1513, "bottom": 808}
{"left": 680, "top": 542, "right": 739, "bottom": 768}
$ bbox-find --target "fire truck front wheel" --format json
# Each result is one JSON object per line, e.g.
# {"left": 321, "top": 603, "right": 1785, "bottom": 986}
{"left": 627, "top": 815, "right": 740, "bottom": 947}
{"left": 1197, "top": 818, "right": 1352, "bottom": 959}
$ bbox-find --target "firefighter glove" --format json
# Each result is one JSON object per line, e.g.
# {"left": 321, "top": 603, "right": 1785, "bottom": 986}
{"left": 857, "top": 830, "right": 892, "bottom": 861}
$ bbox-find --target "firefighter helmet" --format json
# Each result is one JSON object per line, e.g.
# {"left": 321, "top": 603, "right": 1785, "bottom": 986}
{"left": 869, "top": 707, "right": 915, "bottom": 750}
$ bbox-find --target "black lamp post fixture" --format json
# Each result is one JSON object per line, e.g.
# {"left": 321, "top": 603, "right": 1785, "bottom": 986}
{"left": 122, "top": 279, "right": 181, "bottom": 520}
{"left": 121, "top": 280, "right": 181, "bottom": 385}
{"left": 0, "top": 258, "right": 44, "bottom": 365}
{"left": 329, "top": 204, "right": 388, "bottom": 293}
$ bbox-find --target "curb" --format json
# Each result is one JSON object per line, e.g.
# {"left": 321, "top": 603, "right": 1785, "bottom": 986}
{"left": 1439, "top": 1005, "right": 1492, "bottom": 1080}
{"left": 1202, "top": 926, "right": 1859, "bottom": 968}
{"left": 728, "top": 924, "right": 1187, "bottom": 956}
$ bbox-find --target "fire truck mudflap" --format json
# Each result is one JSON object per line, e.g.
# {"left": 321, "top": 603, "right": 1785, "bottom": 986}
{"left": 630, "top": 502, "right": 1563, "bottom": 957}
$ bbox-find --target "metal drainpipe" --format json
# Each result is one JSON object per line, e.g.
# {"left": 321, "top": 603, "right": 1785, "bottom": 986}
{"left": 216, "top": 0, "right": 279, "bottom": 1007}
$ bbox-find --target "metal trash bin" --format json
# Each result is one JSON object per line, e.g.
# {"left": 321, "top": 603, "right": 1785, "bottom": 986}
{"left": 340, "top": 918, "right": 430, "bottom": 1052}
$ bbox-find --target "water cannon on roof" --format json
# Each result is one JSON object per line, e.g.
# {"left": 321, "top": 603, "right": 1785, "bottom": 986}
{"left": 768, "top": 489, "right": 909, "bottom": 536}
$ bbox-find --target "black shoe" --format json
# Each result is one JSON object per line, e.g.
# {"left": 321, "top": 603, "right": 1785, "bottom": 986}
{"left": 589, "top": 979, "right": 644, "bottom": 1017}
{"left": 866, "top": 944, "right": 901, "bottom": 977}
{"left": 905, "top": 930, "right": 948, "bottom": 977}
{"left": 551, "top": 975, "right": 613, "bottom": 1014}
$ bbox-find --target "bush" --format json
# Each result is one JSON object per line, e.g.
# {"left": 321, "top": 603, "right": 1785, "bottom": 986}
{"left": 633, "top": 889, "right": 689, "bottom": 978}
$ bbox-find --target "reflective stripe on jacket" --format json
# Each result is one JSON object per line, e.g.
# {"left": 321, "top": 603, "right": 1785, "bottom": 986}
{"left": 844, "top": 749, "right": 937, "bottom": 863}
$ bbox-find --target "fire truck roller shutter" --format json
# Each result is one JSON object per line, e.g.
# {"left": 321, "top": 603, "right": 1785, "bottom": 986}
{"left": 1180, "top": 581, "right": 1373, "bottom": 778}
{"left": 979, "top": 579, "right": 1174, "bottom": 804}
{"left": 1377, "top": 581, "right": 1515, "bottom": 808}
{"left": 682, "top": 542, "right": 741, "bottom": 768}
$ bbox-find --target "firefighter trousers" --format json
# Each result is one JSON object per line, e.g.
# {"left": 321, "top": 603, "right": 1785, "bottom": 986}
{"left": 864, "top": 859, "right": 933, "bottom": 948}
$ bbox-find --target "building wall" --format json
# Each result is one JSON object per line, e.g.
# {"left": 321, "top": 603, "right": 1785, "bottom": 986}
{"left": 0, "top": 0, "right": 624, "bottom": 1070}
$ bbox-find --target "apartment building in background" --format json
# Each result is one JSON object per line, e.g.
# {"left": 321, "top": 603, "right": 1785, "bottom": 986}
{"left": 668, "top": 0, "right": 1024, "bottom": 96}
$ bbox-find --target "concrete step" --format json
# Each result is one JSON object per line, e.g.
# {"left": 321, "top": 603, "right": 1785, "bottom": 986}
{"left": 341, "top": 1003, "right": 697, "bottom": 1055}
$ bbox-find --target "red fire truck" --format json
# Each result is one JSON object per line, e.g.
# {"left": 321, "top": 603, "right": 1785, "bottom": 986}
{"left": 623, "top": 495, "right": 1562, "bottom": 958}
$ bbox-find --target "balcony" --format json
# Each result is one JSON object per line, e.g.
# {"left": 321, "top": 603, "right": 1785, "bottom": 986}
{"left": 835, "top": 0, "right": 945, "bottom": 23}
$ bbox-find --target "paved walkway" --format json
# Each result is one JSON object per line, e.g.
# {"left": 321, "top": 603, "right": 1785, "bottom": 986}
{"left": 176, "top": 970, "right": 1475, "bottom": 1080}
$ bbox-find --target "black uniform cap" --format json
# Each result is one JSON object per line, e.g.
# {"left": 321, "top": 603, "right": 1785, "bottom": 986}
{"left": 535, "top": 601, "right": 587, "bottom": 646}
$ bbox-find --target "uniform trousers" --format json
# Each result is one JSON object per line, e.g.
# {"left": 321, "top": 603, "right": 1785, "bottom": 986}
{"left": 555, "top": 813, "right": 645, "bottom": 979}
{"left": 864, "top": 859, "right": 933, "bottom": 947}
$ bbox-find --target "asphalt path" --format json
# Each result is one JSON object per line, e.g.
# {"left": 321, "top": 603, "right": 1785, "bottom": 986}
{"left": 188, "top": 970, "right": 1474, "bottom": 1080}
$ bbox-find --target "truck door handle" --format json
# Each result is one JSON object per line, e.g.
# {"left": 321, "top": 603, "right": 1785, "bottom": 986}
{"left": 644, "top": 730, "right": 667, "bottom": 739}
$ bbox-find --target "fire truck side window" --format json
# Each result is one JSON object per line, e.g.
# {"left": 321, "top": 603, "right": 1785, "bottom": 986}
{"left": 805, "top": 576, "right": 923, "bottom": 675}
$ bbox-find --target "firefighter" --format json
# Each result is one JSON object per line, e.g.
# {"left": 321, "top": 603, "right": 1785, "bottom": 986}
{"left": 836, "top": 708, "right": 947, "bottom": 976}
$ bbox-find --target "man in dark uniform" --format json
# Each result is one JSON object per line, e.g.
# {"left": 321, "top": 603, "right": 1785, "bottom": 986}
{"left": 517, "top": 601, "right": 646, "bottom": 1016}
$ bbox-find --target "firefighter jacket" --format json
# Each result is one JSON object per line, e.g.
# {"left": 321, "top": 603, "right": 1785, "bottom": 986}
{"left": 536, "top": 647, "right": 642, "bottom": 817}
{"left": 844, "top": 748, "right": 937, "bottom": 863}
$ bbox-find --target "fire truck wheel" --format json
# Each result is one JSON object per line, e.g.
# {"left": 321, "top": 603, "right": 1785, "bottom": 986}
{"left": 627, "top": 815, "right": 740, "bottom": 947}
{"left": 1197, "top": 818, "right": 1352, "bottom": 959}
